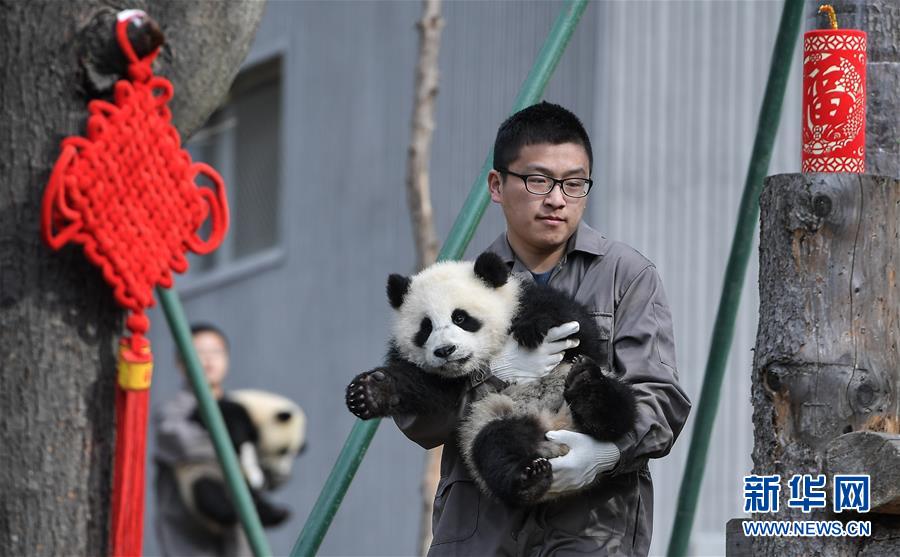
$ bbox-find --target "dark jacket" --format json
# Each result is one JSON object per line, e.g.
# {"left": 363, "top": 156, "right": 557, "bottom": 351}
{"left": 395, "top": 222, "right": 691, "bottom": 556}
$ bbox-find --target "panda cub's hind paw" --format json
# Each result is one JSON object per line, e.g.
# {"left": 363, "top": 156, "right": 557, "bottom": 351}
{"left": 563, "top": 355, "right": 599, "bottom": 392}
{"left": 517, "top": 457, "right": 552, "bottom": 504}
{"left": 346, "top": 369, "right": 399, "bottom": 420}
{"left": 523, "top": 457, "right": 551, "bottom": 482}
{"left": 564, "top": 357, "right": 637, "bottom": 440}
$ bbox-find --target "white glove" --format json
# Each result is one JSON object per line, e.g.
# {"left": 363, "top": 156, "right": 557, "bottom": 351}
{"left": 490, "top": 321, "right": 580, "bottom": 384}
{"left": 545, "top": 429, "right": 621, "bottom": 496}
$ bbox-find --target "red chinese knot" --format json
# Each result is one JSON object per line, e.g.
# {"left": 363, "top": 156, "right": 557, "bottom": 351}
{"left": 802, "top": 29, "right": 867, "bottom": 173}
{"left": 41, "top": 11, "right": 229, "bottom": 351}
{"left": 41, "top": 11, "right": 230, "bottom": 557}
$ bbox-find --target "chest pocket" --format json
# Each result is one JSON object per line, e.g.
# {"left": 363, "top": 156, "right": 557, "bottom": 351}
{"left": 430, "top": 478, "right": 480, "bottom": 546}
{"left": 588, "top": 311, "right": 614, "bottom": 373}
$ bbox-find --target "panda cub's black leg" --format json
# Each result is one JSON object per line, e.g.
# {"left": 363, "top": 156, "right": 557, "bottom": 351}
{"left": 192, "top": 478, "right": 290, "bottom": 528}
{"left": 470, "top": 416, "right": 552, "bottom": 506}
{"left": 252, "top": 491, "right": 290, "bottom": 526}
{"left": 564, "top": 356, "right": 637, "bottom": 441}
{"left": 193, "top": 478, "right": 237, "bottom": 526}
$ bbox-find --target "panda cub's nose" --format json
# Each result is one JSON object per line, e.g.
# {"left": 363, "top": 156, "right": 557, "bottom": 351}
{"left": 434, "top": 345, "right": 456, "bottom": 359}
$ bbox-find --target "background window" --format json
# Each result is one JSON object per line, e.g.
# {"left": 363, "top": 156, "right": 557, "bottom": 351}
{"left": 186, "top": 57, "right": 282, "bottom": 273}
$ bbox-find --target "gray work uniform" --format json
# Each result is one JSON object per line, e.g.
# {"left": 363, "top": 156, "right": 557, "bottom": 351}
{"left": 396, "top": 222, "right": 692, "bottom": 556}
{"left": 152, "top": 389, "right": 251, "bottom": 557}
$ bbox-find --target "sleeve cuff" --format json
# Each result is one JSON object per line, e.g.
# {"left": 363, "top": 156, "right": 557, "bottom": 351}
{"left": 594, "top": 442, "right": 621, "bottom": 473}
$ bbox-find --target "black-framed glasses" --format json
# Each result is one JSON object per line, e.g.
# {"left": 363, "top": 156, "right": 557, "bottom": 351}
{"left": 497, "top": 169, "right": 593, "bottom": 198}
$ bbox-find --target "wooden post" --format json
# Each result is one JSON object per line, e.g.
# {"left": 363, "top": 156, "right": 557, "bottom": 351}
{"left": 736, "top": 173, "right": 900, "bottom": 555}
{"left": 725, "top": 1, "right": 899, "bottom": 553}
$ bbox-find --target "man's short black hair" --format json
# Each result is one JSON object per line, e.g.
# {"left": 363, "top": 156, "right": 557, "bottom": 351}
{"left": 190, "top": 322, "right": 230, "bottom": 351}
{"left": 493, "top": 101, "right": 593, "bottom": 174}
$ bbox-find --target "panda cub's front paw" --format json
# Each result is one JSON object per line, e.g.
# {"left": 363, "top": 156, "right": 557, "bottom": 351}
{"left": 511, "top": 320, "right": 547, "bottom": 349}
{"left": 346, "top": 369, "right": 400, "bottom": 420}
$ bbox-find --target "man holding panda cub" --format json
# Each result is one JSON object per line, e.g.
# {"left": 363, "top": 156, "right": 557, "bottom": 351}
{"left": 396, "top": 102, "right": 691, "bottom": 556}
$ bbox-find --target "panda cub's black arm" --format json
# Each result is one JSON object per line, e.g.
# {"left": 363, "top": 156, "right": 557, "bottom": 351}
{"left": 189, "top": 399, "right": 258, "bottom": 450}
{"left": 346, "top": 346, "right": 467, "bottom": 420}
{"left": 510, "top": 282, "right": 606, "bottom": 365}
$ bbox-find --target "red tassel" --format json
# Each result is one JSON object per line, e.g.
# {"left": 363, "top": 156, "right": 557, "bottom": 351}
{"left": 110, "top": 339, "right": 152, "bottom": 557}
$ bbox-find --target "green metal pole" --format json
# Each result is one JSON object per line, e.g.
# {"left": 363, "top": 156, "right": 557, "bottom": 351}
{"left": 291, "top": 2, "right": 589, "bottom": 555}
{"left": 666, "top": 1, "right": 804, "bottom": 555}
{"left": 157, "top": 287, "right": 272, "bottom": 557}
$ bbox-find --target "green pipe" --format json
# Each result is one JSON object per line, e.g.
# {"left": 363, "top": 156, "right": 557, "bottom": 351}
{"left": 157, "top": 287, "right": 272, "bottom": 557}
{"left": 666, "top": 1, "right": 804, "bottom": 555}
{"left": 291, "top": 2, "right": 589, "bottom": 555}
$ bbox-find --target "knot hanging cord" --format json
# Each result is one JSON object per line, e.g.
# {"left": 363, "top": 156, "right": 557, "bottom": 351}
{"left": 41, "top": 10, "right": 229, "bottom": 556}
{"left": 116, "top": 9, "right": 158, "bottom": 82}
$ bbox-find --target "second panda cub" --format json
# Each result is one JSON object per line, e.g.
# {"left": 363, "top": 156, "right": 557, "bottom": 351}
{"left": 178, "top": 390, "right": 307, "bottom": 532}
{"left": 346, "top": 252, "right": 636, "bottom": 506}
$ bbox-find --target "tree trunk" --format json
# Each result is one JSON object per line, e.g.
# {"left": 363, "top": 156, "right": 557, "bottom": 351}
{"left": 0, "top": 2, "right": 264, "bottom": 555}
{"left": 404, "top": 1, "right": 444, "bottom": 555}
{"left": 406, "top": 0, "right": 443, "bottom": 273}
{"left": 746, "top": 172, "right": 900, "bottom": 556}
{"left": 726, "top": 2, "right": 900, "bottom": 553}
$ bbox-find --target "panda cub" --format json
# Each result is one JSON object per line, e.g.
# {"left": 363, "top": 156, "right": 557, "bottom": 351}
{"left": 346, "top": 252, "right": 636, "bottom": 506}
{"left": 176, "top": 390, "right": 307, "bottom": 532}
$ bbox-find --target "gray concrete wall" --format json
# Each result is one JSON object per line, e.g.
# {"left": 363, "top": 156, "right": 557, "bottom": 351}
{"left": 142, "top": 2, "right": 803, "bottom": 555}
{"left": 593, "top": 2, "right": 802, "bottom": 555}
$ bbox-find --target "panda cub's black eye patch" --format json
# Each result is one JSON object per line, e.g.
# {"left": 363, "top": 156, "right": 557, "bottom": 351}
{"left": 414, "top": 317, "right": 432, "bottom": 347}
{"left": 451, "top": 309, "right": 482, "bottom": 332}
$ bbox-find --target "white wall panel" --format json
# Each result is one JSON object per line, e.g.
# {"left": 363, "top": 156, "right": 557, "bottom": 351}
{"left": 592, "top": 2, "right": 801, "bottom": 555}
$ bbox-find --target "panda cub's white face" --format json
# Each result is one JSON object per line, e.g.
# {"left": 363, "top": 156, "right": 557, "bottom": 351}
{"left": 392, "top": 261, "right": 521, "bottom": 378}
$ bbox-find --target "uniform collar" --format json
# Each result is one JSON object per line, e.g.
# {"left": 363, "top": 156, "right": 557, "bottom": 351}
{"left": 568, "top": 221, "right": 608, "bottom": 257}
{"left": 487, "top": 220, "right": 609, "bottom": 271}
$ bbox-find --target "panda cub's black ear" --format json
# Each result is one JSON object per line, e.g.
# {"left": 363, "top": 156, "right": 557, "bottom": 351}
{"left": 387, "top": 274, "right": 411, "bottom": 309}
{"left": 474, "top": 252, "right": 509, "bottom": 288}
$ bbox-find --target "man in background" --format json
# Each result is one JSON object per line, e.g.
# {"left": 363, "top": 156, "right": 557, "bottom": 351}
{"left": 152, "top": 323, "right": 251, "bottom": 557}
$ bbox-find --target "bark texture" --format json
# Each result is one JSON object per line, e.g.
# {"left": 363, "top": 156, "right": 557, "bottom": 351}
{"left": 826, "top": 432, "right": 900, "bottom": 514}
{"left": 406, "top": 0, "right": 443, "bottom": 274}
{"left": 747, "top": 173, "right": 900, "bottom": 556}
{"left": 0, "top": 1, "right": 264, "bottom": 555}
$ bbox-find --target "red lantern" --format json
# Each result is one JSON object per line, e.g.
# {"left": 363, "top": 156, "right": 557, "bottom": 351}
{"left": 802, "top": 7, "right": 867, "bottom": 173}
